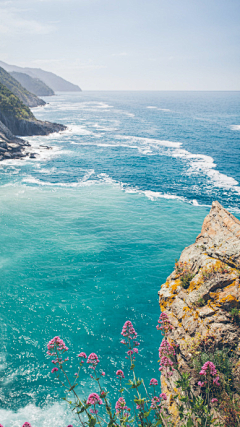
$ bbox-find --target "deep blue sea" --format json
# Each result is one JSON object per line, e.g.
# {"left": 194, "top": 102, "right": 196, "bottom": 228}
{"left": 0, "top": 91, "right": 239, "bottom": 426}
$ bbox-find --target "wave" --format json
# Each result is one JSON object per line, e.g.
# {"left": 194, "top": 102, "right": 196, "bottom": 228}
{"left": 146, "top": 106, "right": 171, "bottom": 112}
{"left": 171, "top": 148, "right": 240, "bottom": 191}
{"left": 230, "top": 125, "right": 240, "bottom": 131}
{"left": 115, "top": 135, "right": 181, "bottom": 148}
{"left": 0, "top": 402, "right": 74, "bottom": 427}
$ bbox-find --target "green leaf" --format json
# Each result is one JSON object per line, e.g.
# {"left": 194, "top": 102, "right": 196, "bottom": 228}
{"left": 89, "top": 417, "right": 96, "bottom": 427}
{"left": 187, "top": 418, "right": 194, "bottom": 427}
{"left": 130, "top": 364, "right": 135, "bottom": 370}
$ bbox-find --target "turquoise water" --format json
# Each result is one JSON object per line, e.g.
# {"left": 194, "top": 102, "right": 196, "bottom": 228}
{"left": 0, "top": 91, "right": 239, "bottom": 426}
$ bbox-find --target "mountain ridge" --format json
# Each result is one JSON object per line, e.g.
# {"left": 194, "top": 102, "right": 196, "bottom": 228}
{"left": 0, "top": 61, "right": 82, "bottom": 92}
{"left": 0, "top": 66, "right": 45, "bottom": 108}
{"left": 10, "top": 71, "right": 55, "bottom": 97}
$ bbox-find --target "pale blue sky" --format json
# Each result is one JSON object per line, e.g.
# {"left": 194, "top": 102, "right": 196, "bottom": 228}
{"left": 0, "top": 0, "right": 239, "bottom": 90}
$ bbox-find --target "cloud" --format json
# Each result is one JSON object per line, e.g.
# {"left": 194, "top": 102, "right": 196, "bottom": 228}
{"left": 0, "top": 6, "right": 56, "bottom": 35}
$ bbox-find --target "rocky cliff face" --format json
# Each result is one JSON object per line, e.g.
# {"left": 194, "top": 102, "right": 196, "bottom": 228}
{"left": 0, "top": 120, "right": 31, "bottom": 160}
{"left": 159, "top": 201, "right": 240, "bottom": 423}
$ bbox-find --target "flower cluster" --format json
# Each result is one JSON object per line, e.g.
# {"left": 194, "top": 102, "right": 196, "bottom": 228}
{"left": 47, "top": 336, "right": 69, "bottom": 356}
{"left": 87, "top": 353, "right": 100, "bottom": 370}
{"left": 116, "top": 369, "right": 125, "bottom": 378}
{"left": 121, "top": 321, "right": 137, "bottom": 341}
{"left": 115, "top": 397, "right": 130, "bottom": 415}
{"left": 78, "top": 352, "right": 87, "bottom": 360}
{"left": 87, "top": 392, "right": 103, "bottom": 406}
{"left": 150, "top": 378, "right": 158, "bottom": 386}
{"left": 156, "top": 312, "right": 174, "bottom": 336}
{"left": 199, "top": 361, "right": 220, "bottom": 387}
{"left": 151, "top": 396, "right": 161, "bottom": 410}
{"left": 158, "top": 339, "right": 175, "bottom": 377}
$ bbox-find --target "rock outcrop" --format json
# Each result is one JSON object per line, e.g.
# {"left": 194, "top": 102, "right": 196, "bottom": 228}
{"left": 0, "top": 120, "right": 31, "bottom": 160}
{"left": 0, "top": 79, "right": 66, "bottom": 160}
{"left": 159, "top": 201, "right": 240, "bottom": 423}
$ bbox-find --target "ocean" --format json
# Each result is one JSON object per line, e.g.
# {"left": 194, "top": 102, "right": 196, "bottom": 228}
{"left": 0, "top": 91, "right": 239, "bottom": 426}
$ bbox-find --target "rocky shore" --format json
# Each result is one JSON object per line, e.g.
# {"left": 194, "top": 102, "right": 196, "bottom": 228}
{"left": 0, "top": 117, "right": 66, "bottom": 161}
{"left": 0, "top": 73, "right": 66, "bottom": 161}
{"left": 159, "top": 201, "right": 240, "bottom": 424}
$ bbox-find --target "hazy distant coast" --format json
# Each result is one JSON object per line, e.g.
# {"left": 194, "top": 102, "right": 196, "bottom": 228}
{"left": 0, "top": 63, "right": 80, "bottom": 161}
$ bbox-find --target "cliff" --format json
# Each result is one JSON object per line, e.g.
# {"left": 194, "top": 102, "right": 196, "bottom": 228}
{"left": 0, "top": 81, "right": 66, "bottom": 160}
{"left": 0, "top": 66, "right": 45, "bottom": 108}
{"left": 159, "top": 201, "right": 240, "bottom": 424}
{"left": 0, "top": 81, "right": 66, "bottom": 137}
{"left": 0, "top": 120, "right": 31, "bottom": 160}
{"left": 10, "top": 71, "right": 55, "bottom": 96}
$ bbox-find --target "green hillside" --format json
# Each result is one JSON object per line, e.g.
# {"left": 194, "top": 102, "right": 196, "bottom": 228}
{"left": 10, "top": 71, "right": 55, "bottom": 96}
{"left": 0, "top": 67, "right": 45, "bottom": 107}
{"left": 0, "top": 81, "right": 35, "bottom": 121}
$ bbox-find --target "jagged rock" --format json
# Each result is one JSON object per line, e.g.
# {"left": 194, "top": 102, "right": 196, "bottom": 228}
{"left": 159, "top": 201, "right": 240, "bottom": 424}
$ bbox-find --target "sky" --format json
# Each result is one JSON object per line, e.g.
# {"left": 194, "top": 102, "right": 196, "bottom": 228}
{"left": 0, "top": 0, "right": 239, "bottom": 90}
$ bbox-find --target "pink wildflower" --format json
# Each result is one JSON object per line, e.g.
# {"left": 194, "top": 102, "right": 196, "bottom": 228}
{"left": 101, "top": 371, "right": 105, "bottom": 376}
{"left": 211, "top": 398, "right": 218, "bottom": 403}
{"left": 133, "top": 348, "right": 138, "bottom": 353}
{"left": 22, "top": 424, "right": 32, "bottom": 427}
{"left": 213, "top": 376, "right": 220, "bottom": 386}
{"left": 159, "top": 339, "right": 175, "bottom": 358}
{"left": 136, "top": 403, "right": 144, "bottom": 410}
{"left": 116, "top": 369, "right": 125, "bottom": 378}
{"left": 150, "top": 378, "right": 158, "bottom": 386}
{"left": 121, "top": 321, "right": 137, "bottom": 340}
{"left": 127, "top": 350, "right": 133, "bottom": 355}
{"left": 156, "top": 312, "right": 174, "bottom": 336}
{"left": 115, "top": 397, "right": 127, "bottom": 414}
{"left": 87, "top": 353, "right": 100, "bottom": 370}
{"left": 160, "top": 393, "right": 167, "bottom": 401}
{"left": 89, "top": 409, "right": 98, "bottom": 414}
{"left": 47, "top": 336, "right": 68, "bottom": 356}
{"left": 78, "top": 352, "right": 87, "bottom": 359}
{"left": 51, "top": 367, "right": 58, "bottom": 373}
{"left": 67, "top": 425, "right": 73, "bottom": 427}
{"left": 199, "top": 361, "right": 220, "bottom": 386}
{"left": 87, "top": 393, "right": 103, "bottom": 406}
{"left": 151, "top": 396, "right": 161, "bottom": 409}
{"left": 198, "top": 381, "right": 205, "bottom": 387}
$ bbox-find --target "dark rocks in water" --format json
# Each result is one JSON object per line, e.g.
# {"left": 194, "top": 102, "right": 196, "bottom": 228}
{"left": 0, "top": 119, "right": 31, "bottom": 160}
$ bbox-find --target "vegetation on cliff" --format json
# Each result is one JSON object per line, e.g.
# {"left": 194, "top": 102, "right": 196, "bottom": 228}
{"left": 10, "top": 71, "right": 55, "bottom": 96}
{"left": 0, "top": 66, "right": 45, "bottom": 107}
{"left": 0, "top": 81, "right": 35, "bottom": 121}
